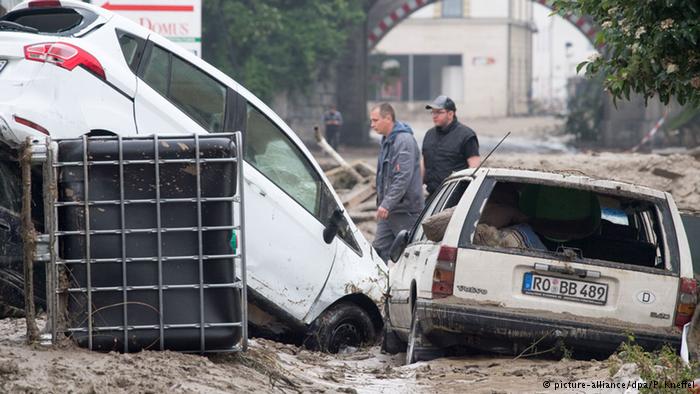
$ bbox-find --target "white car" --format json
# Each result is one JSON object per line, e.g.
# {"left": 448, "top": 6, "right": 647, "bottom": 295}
{"left": 0, "top": 0, "right": 386, "bottom": 352}
{"left": 384, "top": 168, "right": 696, "bottom": 363}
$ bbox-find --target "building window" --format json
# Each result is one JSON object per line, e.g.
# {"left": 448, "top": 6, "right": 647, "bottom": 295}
{"left": 369, "top": 54, "right": 463, "bottom": 102}
{"left": 442, "top": 0, "right": 463, "bottom": 18}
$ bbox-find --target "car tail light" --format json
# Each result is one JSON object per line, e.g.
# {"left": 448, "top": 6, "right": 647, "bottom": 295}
{"left": 432, "top": 246, "right": 457, "bottom": 298}
{"left": 13, "top": 115, "right": 49, "bottom": 136}
{"left": 24, "top": 42, "right": 105, "bottom": 80}
{"left": 675, "top": 278, "right": 697, "bottom": 329}
{"left": 28, "top": 1, "right": 62, "bottom": 8}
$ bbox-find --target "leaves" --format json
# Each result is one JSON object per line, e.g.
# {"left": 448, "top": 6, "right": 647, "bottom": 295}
{"left": 202, "top": 0, "right": 366, "bottom": 101}
{"left": 554, "top": 0, "right": 700, "bottom": 107}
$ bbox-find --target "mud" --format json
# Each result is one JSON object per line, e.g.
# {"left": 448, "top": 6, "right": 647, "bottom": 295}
{"left": 0, "top": 317, "right": 620, "bottom": 393}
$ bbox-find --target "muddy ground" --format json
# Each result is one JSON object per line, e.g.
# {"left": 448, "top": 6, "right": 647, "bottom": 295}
{"left": 1, "top": 318, "right": 623, "bottom": 393}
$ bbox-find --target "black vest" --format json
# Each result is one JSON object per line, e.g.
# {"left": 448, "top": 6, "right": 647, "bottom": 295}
{"left": 422, "top": 118, "right": 478, "bottom": 194}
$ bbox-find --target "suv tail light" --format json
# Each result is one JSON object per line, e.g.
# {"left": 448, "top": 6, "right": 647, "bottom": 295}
{"left": 432, "top": 246, "right": 457, "bottom": 298}
{"left": 24, "top": 42, "right": 105, "bottom": 80}
{"left": 28, "top": 0, "right": 62, "bottom": 7}
{"left": 675, "top": 278, "right": 697, "bottom": 329}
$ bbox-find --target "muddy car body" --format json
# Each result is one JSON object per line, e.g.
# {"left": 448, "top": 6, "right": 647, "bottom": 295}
{"left": 385, "top": 168, "right": 695, "bottom": 362}
{"left": 0, "top": 0, "right": 386, "bottom": 351}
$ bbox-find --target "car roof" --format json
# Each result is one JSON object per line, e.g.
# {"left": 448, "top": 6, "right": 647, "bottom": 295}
{"left": 446, "top": 167, "right": 668, "bottom": 200}
{"left": 12, "top": 0, "right": 112, "bottom": 17}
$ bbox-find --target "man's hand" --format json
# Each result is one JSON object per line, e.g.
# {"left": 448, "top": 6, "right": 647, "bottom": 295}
{"left": 468, "top": 155, "right": 481, "bottom": 168}
{"left": 376, "top": 207, "right": 389, "bottom": 220}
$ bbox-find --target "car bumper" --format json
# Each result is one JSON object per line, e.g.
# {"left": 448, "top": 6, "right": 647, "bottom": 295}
{"left": 415, "top": 299, "right": 681, "bottom": 355}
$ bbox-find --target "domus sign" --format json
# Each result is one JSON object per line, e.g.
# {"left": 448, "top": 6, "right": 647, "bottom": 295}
{"left": 90, "top": 0, "right": 202, "bottom": 57}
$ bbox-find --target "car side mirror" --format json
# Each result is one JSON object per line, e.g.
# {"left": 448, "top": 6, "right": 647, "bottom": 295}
{"left": 323, "top": 208, "right": 344, "bottom": 244}
{"left": 389, "top": 230, "right": 410, "bottom": 262}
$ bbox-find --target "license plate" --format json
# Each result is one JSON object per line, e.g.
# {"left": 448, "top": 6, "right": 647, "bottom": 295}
{"left": 522, "top": 272, "right": 608, "bottom": 305}
{"left": 0, "top": 60, "right": 6, "bottom": 73}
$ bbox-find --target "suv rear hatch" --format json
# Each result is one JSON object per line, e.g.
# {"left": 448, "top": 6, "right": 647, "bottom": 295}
{"left": 451, "top": 176, "right": 690, "bottom": 334}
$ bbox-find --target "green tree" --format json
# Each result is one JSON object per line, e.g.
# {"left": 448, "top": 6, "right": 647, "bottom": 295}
{"left": 202, "top": 0, "right": 366, "bottom": 102}
{"left": 553, "top": 0, "right": 700, "bottom": 106}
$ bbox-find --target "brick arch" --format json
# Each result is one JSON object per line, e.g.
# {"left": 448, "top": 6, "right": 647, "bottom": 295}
{"left": 367, "top": 0, "right": 600, "bottom": 50}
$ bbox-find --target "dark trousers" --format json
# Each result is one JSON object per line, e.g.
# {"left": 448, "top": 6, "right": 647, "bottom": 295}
{"left": 325, "top": 125, "right": 340, "bottom": 151}
{"left": 372, "top": 211, "right": 419, "bottom": 262}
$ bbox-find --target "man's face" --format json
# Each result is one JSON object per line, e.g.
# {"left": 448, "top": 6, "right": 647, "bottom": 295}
{"left": 430, "top": 108, "right": 454, "bottom": 128}
{"left": 370, "top": 109, "right": 392, "bottom": 136}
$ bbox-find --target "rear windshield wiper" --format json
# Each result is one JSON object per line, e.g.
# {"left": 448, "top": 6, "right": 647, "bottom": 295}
{"left": 0, "top": 21, "right": 39, "bottom": 34}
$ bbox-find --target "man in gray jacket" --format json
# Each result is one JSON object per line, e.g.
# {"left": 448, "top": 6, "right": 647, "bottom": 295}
{"left": 370, "top": 103, "right": 424, "bottom": 262}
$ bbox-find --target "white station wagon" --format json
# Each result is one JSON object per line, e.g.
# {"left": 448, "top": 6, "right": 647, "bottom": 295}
{"left": 384, "top": 168, "right": 696, "bottom": 363}
{"left": 0, "top": 0, "right": 386, "bottom": 352}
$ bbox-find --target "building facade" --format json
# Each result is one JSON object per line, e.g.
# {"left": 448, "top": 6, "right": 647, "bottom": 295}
{"left": 370, "top": 0, "right": 534, "bottom": 118}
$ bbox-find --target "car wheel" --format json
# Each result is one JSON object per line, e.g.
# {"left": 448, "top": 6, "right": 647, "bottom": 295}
{"left": 381, "top": 321, "right": 406, "bottom": 354}
{"left": 309, "top": 302, "right": 376, "bottom": 353}
{"left": 405, "top": 302, "right": 443, "bottom": 364}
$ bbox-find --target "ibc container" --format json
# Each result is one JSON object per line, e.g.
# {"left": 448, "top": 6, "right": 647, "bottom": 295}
{"left": 55, "top": 135, "right": 242, "bottom": 352}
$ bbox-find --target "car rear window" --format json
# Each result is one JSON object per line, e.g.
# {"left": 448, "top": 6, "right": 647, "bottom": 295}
{"left": 465, "top": 179, "right": 677, "bottom": 272}
{"left": 117, "top": 30, "right": 145, "bottom": 73}
{"left": 1, "top": 8, "right": 97, "bottom": 35}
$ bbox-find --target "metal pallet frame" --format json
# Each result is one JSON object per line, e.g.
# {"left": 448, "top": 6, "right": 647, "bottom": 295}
{"left": 43, "top": 132, "right": 247, "bottom": 353}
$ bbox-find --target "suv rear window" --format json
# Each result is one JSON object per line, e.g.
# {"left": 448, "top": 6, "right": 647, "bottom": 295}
{"left": 1, "top": 7, "right": 97, "bottom": 35}
{"left": 465, "top": 180, "right": 677, "bottom": 272}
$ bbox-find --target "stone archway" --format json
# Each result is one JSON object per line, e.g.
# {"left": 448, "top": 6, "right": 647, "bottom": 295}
{"left": 367, "top": 0, "right": 600, "bottom": 51}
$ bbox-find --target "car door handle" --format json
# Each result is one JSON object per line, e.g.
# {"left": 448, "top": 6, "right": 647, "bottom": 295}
{"left": 403, "top": 252, "right": 409, "bottom": 258}
{"left": 413, "top": 250, "right": 420, "bottom": 256}
{"left": 534, "top": 263, "right": 601, "bottom": 279}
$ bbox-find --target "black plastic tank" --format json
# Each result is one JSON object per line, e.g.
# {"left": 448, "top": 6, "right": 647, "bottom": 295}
{"left": 56, "top": 136, "right": 241, "bottom": 352}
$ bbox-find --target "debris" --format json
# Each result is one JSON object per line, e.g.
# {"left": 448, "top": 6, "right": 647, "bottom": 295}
{"left": 350, "top": 160, "right": 376, "bottom": 177}
{"left": 352, "top": 200, "right": 377, "bottom": 213}
{"left": 326, "top": 166, "right": 361, "bottom": 190}
{"left": 651, "top": 167, "right": 684, "bottom": 180}
{"left": 314, "top": 126, "right": 364, "bottom": 184}
{"left": 346, "top": 212, "right": 375, "bottom": 224}
{"left": 341, "top": 183, "right": 376, "bottom": 209}
{"left": 689, "top": 146, "right": 700, "bottom": 160}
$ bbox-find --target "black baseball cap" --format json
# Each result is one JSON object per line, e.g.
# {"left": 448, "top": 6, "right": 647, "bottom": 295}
{"left": 425, "top": 95, "right": 456, "bottom": 111}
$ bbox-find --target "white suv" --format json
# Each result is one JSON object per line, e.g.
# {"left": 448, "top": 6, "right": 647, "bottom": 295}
{"left": 384, "top": 168, "right": 696, "bottom": 363}
{"left": 0, "top": 0, "right": 386, "bottom": 352}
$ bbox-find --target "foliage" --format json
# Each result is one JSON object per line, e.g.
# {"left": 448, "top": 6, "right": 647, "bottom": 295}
{"left": 611, "top": 337, "right": 700, "bottom": 394}
{"left": 552, "top": 0, "right": 700, "bottom": 107}
{"left": 202, "top": 0, "right": 367, "bottom": 101}
{"left": 565, "top": 74, "right": 605, "bottom": 142}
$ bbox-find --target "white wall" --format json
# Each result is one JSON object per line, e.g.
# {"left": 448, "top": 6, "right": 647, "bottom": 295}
{"left": 531, "top": 2, "right": 597, "bottom": 108}
{"left": 375, "top": 19, "right": 510, "bottom": 117}
{"left": 470, "top": 0, "right": 508, "bottom": 18}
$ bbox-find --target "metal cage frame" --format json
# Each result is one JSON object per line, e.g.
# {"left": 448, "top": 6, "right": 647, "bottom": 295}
{"left": 40, "top": 132, "right": 247, "bottom": 353}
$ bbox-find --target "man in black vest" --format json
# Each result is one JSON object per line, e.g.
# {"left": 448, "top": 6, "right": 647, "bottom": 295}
{"left": 421, "top": 95, "right": 481, "bottom": 199}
